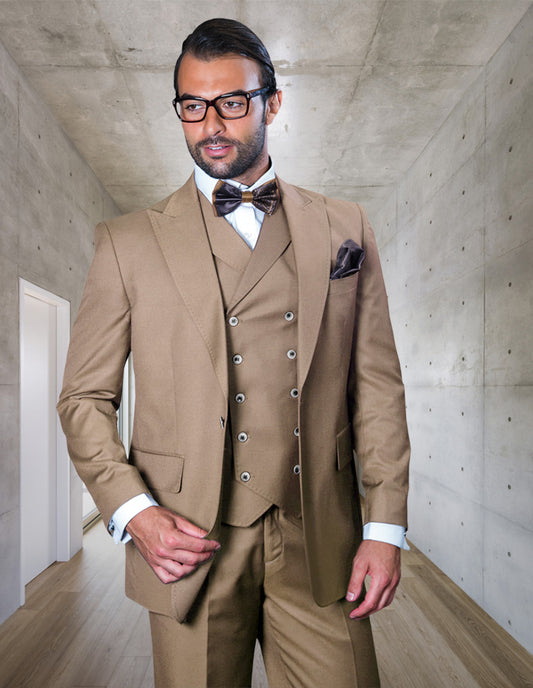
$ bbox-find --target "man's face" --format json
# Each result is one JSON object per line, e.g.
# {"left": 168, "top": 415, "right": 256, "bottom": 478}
{"left": 176, "top": 53, "right": 281, "bottom": 185}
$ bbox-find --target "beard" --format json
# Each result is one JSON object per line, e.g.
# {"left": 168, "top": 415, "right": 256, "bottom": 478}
{"left": 185, "top": 119, "right": 267, "bottom": 180}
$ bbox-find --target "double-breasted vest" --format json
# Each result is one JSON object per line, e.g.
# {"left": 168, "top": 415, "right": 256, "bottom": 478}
{"left": 199, "top": 192, "right": 301, "bottom": 525}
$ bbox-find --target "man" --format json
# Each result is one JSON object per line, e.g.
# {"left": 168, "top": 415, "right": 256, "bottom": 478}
{"left": 58, "top": 18, "right": 409, "bottom": 688}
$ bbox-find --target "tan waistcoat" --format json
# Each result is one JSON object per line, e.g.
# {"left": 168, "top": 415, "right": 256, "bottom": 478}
{"left": 199, "top": 192, "right": 301, "bottom": 526}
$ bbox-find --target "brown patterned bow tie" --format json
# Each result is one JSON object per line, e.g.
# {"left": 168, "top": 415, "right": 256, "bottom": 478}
{"left": 212, "top": 178, "right": 280, "bottom": 217}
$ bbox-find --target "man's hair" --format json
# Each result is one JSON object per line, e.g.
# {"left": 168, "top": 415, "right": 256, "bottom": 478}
{"left": 174, "top": 18, "right": 277, "bottom": 98}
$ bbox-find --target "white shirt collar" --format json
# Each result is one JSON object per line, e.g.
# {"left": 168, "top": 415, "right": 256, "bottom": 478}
{"left": 194, "top": 162, "right": 276, "bottom": 205}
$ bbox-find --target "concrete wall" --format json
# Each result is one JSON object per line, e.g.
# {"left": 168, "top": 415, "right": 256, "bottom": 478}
{"left": 0, "top": 38, "right": 119, "bottom": 625}
{"left": 372, "top": 8, "right": 533, "bottom": 653}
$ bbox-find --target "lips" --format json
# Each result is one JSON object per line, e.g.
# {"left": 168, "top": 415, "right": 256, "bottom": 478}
{"left": 204, "top": 143, "right": 233, "bottom": 158}
{"left": 198, "top": 137, "right": 234, "bottom": 158}
{"left": 202, "top": 141, "right": 233, "bottom": 158}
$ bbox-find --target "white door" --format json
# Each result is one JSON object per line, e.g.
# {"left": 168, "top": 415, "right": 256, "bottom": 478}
{"left": 19, "top": 281, "right": 74, "bottom": 600}
{"left": 21, "top": 293, "right": 57, "bottom": 584}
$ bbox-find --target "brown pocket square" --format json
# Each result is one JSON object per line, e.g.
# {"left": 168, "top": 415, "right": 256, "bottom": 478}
{"left": 330, "top": 239, "right": 365, "bottom": 280}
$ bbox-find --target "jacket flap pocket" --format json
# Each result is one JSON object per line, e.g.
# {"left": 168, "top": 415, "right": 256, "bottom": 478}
{"left": 336, "top": 423, "right": 353, "bottom": 471}
{"left": 130, "top": 448, "right": 184, "bottom": 493}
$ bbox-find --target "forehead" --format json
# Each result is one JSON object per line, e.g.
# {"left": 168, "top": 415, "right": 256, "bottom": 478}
{"left": 177, "top": 53, "right": 262, "bottom": 97}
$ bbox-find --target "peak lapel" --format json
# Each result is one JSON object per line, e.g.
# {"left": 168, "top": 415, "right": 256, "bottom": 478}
{"left": 147, "top": 176, "right": 228, "bottom": 400}
{"left": 279, "top": 179, "right": 331, "bottom": 391}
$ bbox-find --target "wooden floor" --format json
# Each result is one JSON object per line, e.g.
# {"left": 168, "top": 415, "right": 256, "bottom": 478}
{"left": 1, "top": 521, "right": 532, "bottom": 688}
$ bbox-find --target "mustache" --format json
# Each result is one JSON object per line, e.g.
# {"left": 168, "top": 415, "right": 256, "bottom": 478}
{"left": 197, "top": 137, "right": 238, "bottom": 147}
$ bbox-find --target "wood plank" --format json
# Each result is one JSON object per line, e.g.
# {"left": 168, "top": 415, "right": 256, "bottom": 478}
{"left": 123, "top": 608, "right": 152, "bottom": 658}
{"left": 372, "top": 587, "right": 482, "bottom": 688}
{"left": 413, "top": 561, "right": 533, "bottom": 687}
{"left": 0, "top": 607, "right": 36, "bottom": 647}
{"left": 108, "top": 656, "right": 152, "bottom": 688}
{"left": 39, "top": 580, "right": 139, "bottom": 687}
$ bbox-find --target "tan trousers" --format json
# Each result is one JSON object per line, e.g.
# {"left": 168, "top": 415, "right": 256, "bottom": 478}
{"left": 149, "top": 508, "right": 380, "bottom": 688}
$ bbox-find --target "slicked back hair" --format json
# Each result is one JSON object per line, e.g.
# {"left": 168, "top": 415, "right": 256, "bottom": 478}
{"left": 174, "top": 18, "right": 277, "bottom": 99}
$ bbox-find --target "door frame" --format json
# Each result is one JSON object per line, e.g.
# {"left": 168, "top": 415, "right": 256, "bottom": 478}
{"left": 19, "top": 279, "right": 72, "bottom": 604}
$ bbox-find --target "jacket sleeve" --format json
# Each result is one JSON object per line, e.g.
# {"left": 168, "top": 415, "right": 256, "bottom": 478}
{"left": 57, "top": 222, "right": 149, "bottom": 527}
{"left": 348, "top": 204, "right": 410, "bottom": 528}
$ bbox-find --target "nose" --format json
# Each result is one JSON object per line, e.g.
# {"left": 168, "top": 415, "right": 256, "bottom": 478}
{"left": 203, "top": 104, "right": 226, "bottom": 136}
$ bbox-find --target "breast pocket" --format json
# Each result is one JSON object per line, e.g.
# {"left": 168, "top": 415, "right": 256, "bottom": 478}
{"left": 130, "top": 447, "right": 184, "bottom": 493}
{"left": 328, "top": 272, "right": 359, "bottom": 296}
{"left": 323, "top": 273, "right": 359, "bottom": 341}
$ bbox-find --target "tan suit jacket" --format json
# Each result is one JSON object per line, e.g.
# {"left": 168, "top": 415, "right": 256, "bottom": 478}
{"left": 58, "top": 175, "right": 410, "bottom": 621}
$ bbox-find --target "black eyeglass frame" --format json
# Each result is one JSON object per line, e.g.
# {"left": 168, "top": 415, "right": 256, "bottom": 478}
{"left": 172, "top": 87, "right": 271, "bottom": 122}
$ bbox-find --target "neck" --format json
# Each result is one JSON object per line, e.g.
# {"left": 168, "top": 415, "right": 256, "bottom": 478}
{"left": 231, "top": 150, "right": 271, "bottom": 186}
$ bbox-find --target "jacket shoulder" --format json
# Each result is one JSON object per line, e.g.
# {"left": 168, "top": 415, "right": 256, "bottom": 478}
{"left": 101, "top": 177, "right": 195, "bottom": 240}
{"left": 100, "top": 193, "right": 170, "bottom": 238}
{"left": 282, "top": 179, "right": 364, "bottom": 214}
{"left": 281, "top": 180, "right": 366, "bottom": 234}
{"left": 101, "top": 206, "right": 151, "bottom": 237}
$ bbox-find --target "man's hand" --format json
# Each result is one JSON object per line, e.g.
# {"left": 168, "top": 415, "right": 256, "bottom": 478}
{"left": 126, "top": 506, "right": 221, "bottom": 584}
{"left": 346, "top": 540, "right": 401, "bottom": 619}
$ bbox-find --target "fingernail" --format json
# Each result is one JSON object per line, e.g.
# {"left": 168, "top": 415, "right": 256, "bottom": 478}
{"left": 346, "top": 592, "right": 355, "bottom": 602}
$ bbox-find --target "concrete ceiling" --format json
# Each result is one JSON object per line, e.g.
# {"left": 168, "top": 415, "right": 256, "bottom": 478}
{"left": 0, "top": 1, "right": 530, "bottom": 216}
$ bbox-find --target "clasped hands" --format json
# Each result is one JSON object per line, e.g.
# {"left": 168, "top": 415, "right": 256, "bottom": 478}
{"left": 126, "top": 506, "right": 221, "bottom": 584}
{"left": 126, "top": 506, "right": 401, "bottom": 618}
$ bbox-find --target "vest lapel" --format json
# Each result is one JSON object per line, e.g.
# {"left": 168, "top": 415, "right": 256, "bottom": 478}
{"left": 279, "top": 178, "right": 331, "bottom": 391}
{"left": 199, "top": 191, "right": 252, "bottom": 273}
{"left": 227, "top": 205, "right": 291, "bottom": 312}
{"left": 147, "top": 176, "right": 228, "bottom": 400}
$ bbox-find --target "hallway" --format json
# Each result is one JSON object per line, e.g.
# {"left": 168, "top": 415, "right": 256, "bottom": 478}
{"left": 1, "top": 1, "right": 532, "bottom": 670}
{"left": 1, "top": 522, "right": 532, "bottom": 688}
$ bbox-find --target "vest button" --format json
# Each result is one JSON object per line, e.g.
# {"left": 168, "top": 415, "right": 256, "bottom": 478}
{"left": 232, "top": 354, "right": 243, "bottom": 365}
{"left": 237, "top": 432, "right": 248, "bottom": 442}
{"left": 228, "top": 316, "right": 239, "bottom": 327}
{"left": 294, "top": 427, "right": 300, "bottom": 437}
{"left": 240, "top": 471, "right": 251, "bottom": 482}
{"left": 293, "top": 465, "right": 301, "bottom": 475}
{"left": 287, "top": 349, "right": 297, "bottom": 359}
{"left": 235, "top": 393, "right": 246, "bottom": 404}
{"left": 284, "top": 311, "right": 295, "bottom": 322}
{"left": 290, "top": 388, "right": 299, "bottom": 399}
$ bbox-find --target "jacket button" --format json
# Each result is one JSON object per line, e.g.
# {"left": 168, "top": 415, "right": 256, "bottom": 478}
{"left": 290, "top": 388, "right": 299, "bottom": 399}
{"left": 232, "top": 354, "right": 243, "bottom": 365}
{"left": 240, "top": 471, "right": 251, "bottom": 482}
{"left": 237, "top": 432, "right": 248, "bottom": 442}
{"left": 293, "top": 465, "right": 301, "bottom": 475}
{"left": 235, "top": 393, "right": 246, "bottom": 403}
{"left": 228, "top": 316, "right": 239, "bottom": 327}
{"left": 287, "top": 349, "right": 297, "bottom": 359}
{"left": 294, "top": 427, "right": 300, "bottom": 437}
{"left": 284, "top": 311, "right": 295, "bottom": 321}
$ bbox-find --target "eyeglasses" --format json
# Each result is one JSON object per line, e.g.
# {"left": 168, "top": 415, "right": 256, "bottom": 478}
{"left": 172, "top": 87, "right": 270, "bottom": 122}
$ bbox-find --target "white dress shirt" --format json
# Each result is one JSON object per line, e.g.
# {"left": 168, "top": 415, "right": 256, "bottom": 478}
{"left": 195, "top": 162, "right": 275, "bottom": 249}
{"left": 109, "top": 164, "right": 408, "bottom": 550}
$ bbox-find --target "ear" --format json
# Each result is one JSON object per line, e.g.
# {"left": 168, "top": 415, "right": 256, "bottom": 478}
{"left": 265, "top": 90, "right": 282, "bottom": 125}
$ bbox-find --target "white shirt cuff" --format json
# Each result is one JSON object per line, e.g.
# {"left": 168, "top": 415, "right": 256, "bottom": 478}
{"left": 363, "top": 522, "right": 410, "bottom": 550}
{"left": 108, "top": 493, "right": 159, "bottom": 544}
